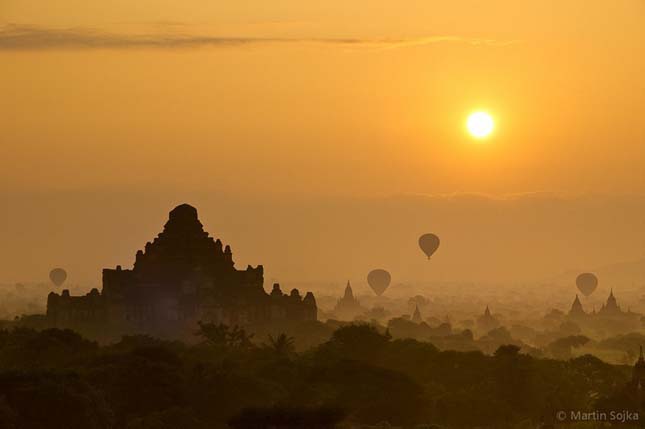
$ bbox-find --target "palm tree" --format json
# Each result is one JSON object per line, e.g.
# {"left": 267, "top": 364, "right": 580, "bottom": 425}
{"left": 266, "top": 333, "right": 296, "bottom": 357}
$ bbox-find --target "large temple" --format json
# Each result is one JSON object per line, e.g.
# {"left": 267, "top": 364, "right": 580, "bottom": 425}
{"left": 47, "top": 204, "right": 317, "bottom": 338}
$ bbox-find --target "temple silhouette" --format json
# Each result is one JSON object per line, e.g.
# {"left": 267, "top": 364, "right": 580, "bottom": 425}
{"left": 477, "top": 305, "right": 500, "bottom": 332}
{"left": 46, "top": 204, "right": 317, "bottom": 338}
{"left": 332, "top": 281, "right": 364, "bottom": 320}
{"left": 411, "top": 304, "right": 423, "bottom": 323}
{"left": 568, "top": 289, "right": 639, "bottom": 320}
{"left": 565, "top": 289, "right": 642, "bottom": 334}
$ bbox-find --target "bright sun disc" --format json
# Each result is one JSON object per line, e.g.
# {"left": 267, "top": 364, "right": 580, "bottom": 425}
{"left": 467, "top": 112, "right": 494, "bottom": 139}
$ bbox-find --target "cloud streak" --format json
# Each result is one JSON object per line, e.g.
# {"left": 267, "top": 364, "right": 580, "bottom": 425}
{"left": 0, "top": 24, "right": 519, "bottom": 51}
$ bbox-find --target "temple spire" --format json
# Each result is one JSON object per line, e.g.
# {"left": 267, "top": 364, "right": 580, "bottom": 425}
{"left": 412, "top": 304, "right": 422, "bottom": 323}
{"left": 344, "top": 281, "right": 354, "bottom": 299}
{"left": 569, "top": 294, "right": 586, "bottom": 317}
{"left": 334, "top": 280, "right": 362, "bottom": 319}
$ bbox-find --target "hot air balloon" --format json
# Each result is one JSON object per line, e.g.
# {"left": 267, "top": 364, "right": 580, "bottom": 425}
{"left": 418, "top": 233, "right": 440, "bottom": 259}
{"left": 576, "top": 272, "right": 598, "bottom": 297}
{"left": 49, "top": 268, "right": 67, "bottom": 287}
{"left": 367, "top": 269, "right": 391, "bottom": 296}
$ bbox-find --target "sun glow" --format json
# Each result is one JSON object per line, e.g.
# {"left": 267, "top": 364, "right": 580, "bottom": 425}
{"left": 467, "top": 112, "right": 495, "bottom": 139}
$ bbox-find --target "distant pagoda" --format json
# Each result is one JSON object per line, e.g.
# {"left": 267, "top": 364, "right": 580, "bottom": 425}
{"left": 598, "top": 289, "right": 621, "bottom": 315}
{"left": 411, "top": 305, "right": 423, "bottom": 324}
{"left": 476, "top": 305, "right": 500, "bottom": 332}
{"left": 333, "top": 281, "right": 364, "bottom": 320}
{"left": 568, "top": 294, "right": 587, "bottom": 318}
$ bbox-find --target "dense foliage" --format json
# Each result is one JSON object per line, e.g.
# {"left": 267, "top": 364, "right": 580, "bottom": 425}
{"left": 0, "top": 325, "right": 636, "bottom": 428}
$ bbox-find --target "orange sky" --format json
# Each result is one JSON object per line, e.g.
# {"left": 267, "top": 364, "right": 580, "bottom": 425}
{"left": 2, "top": 1, "right": 645, "bottom": 285}
{"left": 2, "top": 0, "right": 645, "bottom": 196}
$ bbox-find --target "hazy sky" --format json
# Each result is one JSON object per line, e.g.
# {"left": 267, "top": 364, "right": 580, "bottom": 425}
{"left": 2, "top": 1, "right": 645, "bottom": 286}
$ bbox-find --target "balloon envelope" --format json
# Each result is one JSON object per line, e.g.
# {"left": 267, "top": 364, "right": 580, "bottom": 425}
{"left": 576, "top": 273, "right": 598, "bottom": 297}
{"left": 49, "top": 268, "right": 67, "bottom": 287}
{"left": 367, "top": 269, "right": 391, "bottom": 296}
{"left": 418, "top": 233, "right": 440, "bottom": 259}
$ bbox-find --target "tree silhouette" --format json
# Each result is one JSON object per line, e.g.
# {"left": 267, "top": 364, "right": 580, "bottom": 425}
{"left": 0, "top": 324, "right": 636, "bottom": 428}
{"left": 196, "top": 322, "right": 254, "bottom": 350}
{"left": 266, "top": 333, "right": 296, "bottom": 357}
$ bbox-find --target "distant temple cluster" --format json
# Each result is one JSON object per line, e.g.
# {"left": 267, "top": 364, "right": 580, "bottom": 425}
{"left": 47, "top": 204, "right": 317, "bottom": 338}
{"left": 567, "top": 289, "right": 641, "bottom": 332}
{"left": 568, "top": 289, "right": 637, "bottom": 319}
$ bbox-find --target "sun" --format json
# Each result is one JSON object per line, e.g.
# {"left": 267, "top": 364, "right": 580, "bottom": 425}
{"left": 466, "top": 111, "right": 494, "bottom": 139}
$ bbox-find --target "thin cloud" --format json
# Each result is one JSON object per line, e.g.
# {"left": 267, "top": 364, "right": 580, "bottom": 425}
{"left": 0, "top": 24, "right": 519, "bottom": 51}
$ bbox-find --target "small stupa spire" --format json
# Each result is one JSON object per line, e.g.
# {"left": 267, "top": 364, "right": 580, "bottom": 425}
{"left": 343, "top": 281, "right": 354, "bottom": 299}
{"left": 412, "top": 304, "right": 422, "bottom": 323}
